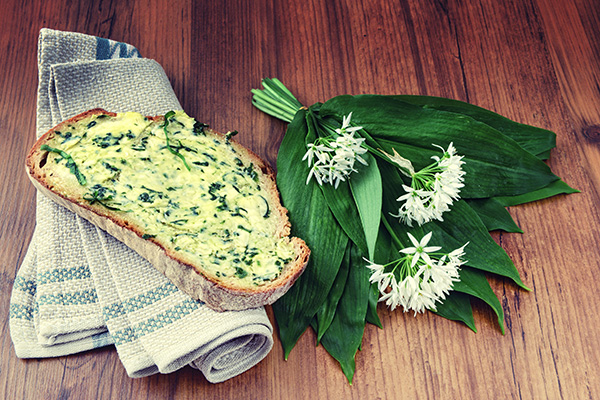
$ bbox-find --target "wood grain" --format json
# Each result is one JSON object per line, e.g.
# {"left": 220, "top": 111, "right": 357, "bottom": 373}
{"left": 1, "top": 0, "right": 599, "bottom": 398}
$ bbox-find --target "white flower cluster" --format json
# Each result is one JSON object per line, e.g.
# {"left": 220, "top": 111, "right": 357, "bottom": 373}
{"left": 391, "top": 143, "right": 466, "bottom": 226}
{"left": 366, "top": 232, "right": 467, "bottom": 315}
{"left": 303, "top": 113, "right": 368, "bottom": 188}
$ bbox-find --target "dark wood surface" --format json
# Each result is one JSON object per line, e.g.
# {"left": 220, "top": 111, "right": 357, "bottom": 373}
{"left": 2, "top": 0, "right": 599, "bottom": 398}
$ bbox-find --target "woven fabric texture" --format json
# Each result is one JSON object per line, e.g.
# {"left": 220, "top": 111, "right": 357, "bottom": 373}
{"left": 9, "top": 28, "right": 273, "bottom": 383}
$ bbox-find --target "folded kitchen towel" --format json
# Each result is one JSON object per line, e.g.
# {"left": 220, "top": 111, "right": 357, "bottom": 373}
{"left": 9, "top": 28, "right": 273, "bottom": 383}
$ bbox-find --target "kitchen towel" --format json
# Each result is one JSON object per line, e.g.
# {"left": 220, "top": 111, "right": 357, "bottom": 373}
{"left": 9, "top": 28, "right": 273, "bottom": 383}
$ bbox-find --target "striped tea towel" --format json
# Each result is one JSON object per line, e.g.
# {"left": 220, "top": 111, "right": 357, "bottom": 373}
{"left": 9, "top": 28, "right": 273, "bottom": 383}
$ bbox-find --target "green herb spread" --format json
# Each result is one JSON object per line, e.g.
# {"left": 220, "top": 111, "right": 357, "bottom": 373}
{"left": 44, "top": 110, "right": 295, "bottom": 287}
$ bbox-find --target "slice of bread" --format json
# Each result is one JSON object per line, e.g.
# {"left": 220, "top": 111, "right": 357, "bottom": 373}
{"left": 26, "top": 109, "right": 310, "bottom": 311}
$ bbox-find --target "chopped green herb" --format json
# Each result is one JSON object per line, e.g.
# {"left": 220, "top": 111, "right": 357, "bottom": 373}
{"left": 244, "top": 164, "right": 259, "bottom": 181}
{"left": 92, "top": 132, "right": 124, "bottom": 148}
{"left": 208, "top": 182, "right": 224, "bottom": 200}
{"left": 202, "top": 152, "right": 217, "bottom": 162}
{"left": 102, "top": 162, "right": 120, "bottom": 173}
{"left": 193, "top": 120, "right": 209, "bottom": 135}
{"left": 259, "top": 195, "right": 270, "bottom": 218}
{"left": 231, "top": 207, "right": 248, "bottom": 218}
{"left": 40, "top": 144, "right": 87, "bottom": 185}
{"left": 138, "top": 192, "right": 154, "bottom": 203}
{"left": 162, "top": 111, "right": 191, "bottom": 171}
{"left": 83, "top": 184, "right": 120, "bottom": 210}
{"left": 234, "top": 267, "right": 248, "bottom": 279}
{"left": 225, "top": 130, "right": 238, "bottom": 141}
{"left": 238, "top": 224, "right": 251, "bottom": 232}
{"left": 131, "top": 136, "right": 149, "bottom": 151}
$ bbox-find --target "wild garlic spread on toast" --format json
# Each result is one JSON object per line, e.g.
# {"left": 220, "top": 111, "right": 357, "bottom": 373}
{"left": 26, "top": 109, "right": 310, "bottom": 311}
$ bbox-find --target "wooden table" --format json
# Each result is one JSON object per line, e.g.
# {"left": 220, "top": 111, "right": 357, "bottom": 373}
{"left": 1, "top": 0, "right": 599, "bottom": 398}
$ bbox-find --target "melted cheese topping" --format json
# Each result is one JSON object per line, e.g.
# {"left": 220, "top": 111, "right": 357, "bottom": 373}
{"left": 45, "top": 111, "right": 295, "bottom": 287}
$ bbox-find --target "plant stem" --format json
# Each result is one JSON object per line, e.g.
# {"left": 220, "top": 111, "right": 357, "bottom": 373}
{"left": 251, "top": 78, "right": 304, "bottom": 123}
{"left": 381, "top": 215, "right": 404, "bottom": 249}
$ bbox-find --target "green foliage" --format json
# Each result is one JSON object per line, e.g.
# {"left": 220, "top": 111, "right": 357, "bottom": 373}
{"left": 252, "top": 79, "right": 577, "bottom": 383}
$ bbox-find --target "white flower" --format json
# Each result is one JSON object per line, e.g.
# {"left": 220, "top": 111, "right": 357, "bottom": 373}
{"left": 302, "top": 142, "right": 333, "bottom": 167}
{"left": 365, "top": 232, "right": 468, "bottom": 315}
{"left": 399, "top": 232, "right": 442, "bottom": 268}
{"left": 303, "top": 113, "right": 368, "bottom": 187}
{"left": 393, "top": 186, "right": 433, "bottom": 226}
{"left": 335, "top": 112, "right": 362, "bottom": 135}
{"left": 392, "top": 142, "right": 466, "bottom": 226}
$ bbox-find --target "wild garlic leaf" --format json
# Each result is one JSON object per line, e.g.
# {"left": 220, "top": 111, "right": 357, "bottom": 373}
{"left": 350, "top": 152, "right": 382, "bottom": 260}
{"left": 274, "top": 110, "right": 349, "bottom": 358}
{"left": 393, "top": 95, "right": 556, "bottom": 160}
{"left": 316, "top": 242, "right": 371, "bottom": 384}
{"left": 452, "top": 266, "right": 506, "bottom": 334}
{"left": 432, "top": 291, "right": 477, "bottom": 332}
{"left": 320, "top": 95, "right": 559, "bottom": 199}
{"left": 466, "top": 198, "right": 523, "bottom": 233}
{"left": 494, "top": 179, "right": 579, "bottom": 206}
{"left": 315, "top": 241, "right": 352, "bottom": 343}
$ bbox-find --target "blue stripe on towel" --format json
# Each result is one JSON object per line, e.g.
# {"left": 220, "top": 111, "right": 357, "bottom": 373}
{"left": 96, "top": 37, "right": 141, "bottom": 60}
{"left": 102, "top": 282, "right": 180, "bottom": 321}
{"left": 38, "top": 289, "right": 98, "bottom": 306}
{"left": 9, "top": 303, "right": 35, "bottom": 321}
{"left": 92, "top": 331, "right": 115, "bottom": 348}
{"left": 107, "top": 298, "right": 204, "bottom": 345}
{"left": 37, "top": 265, "right": 92, "bottom": 285}
{"left": 13, "top": 275, "right": 36, "bottom": 297}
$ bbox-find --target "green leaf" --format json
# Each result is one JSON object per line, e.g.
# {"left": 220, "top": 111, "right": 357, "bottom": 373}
{"left": 453, "top": 267, "right": 505, "bottom": 334}
{"left": 274, "top": 110, "right": 349, "bottom": 358}
{"left": 304, "top": 107, "right": 370, "bottom": 256}
{"left": 466, "top": 198, "right": 523, "bottom": 233}
{"left": 393, "top": 95, "right": 556, "bottom": 159}
{"left": 495, "top": 179, "right": 579, "bottom": 206}
{"left": 349, "top": 152, "right": 382, "bottom": 260}
{"left": 320, "top": 95, "right": 559, "bottom": 199}
{"left": 429, "top": 200, "right": 529, "bottom": 290}
{"left": 315, "top": 242, "right": 352, "bottom": 343}
{"left": 365, "top": 283, "right": 383, "bottom": 328}
{"left": 318, "top": 181, "right": 369, "bottom": 256}
{"left": 364, "top": 220, "right": 397, "bottom": 329}
{"left": 317, "top": 242, "right": 371, "bottom": 384}
{"left": 433, "top": 291, "right": 477, "bottom": 332}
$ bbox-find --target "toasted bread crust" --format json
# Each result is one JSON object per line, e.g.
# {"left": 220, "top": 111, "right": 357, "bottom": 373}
{"left": 26, "top": 109, "right": 310, "bottom": 311}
